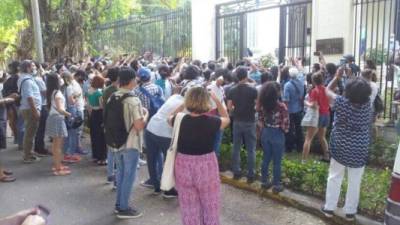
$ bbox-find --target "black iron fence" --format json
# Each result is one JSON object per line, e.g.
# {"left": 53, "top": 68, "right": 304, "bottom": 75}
{"left": 91, "top": 4, "right": 192, "bottom": 58}
{"left": 353, "top": 0, "right": 400, "bottom": 119}
{"left": 216, "top": 0, "right": 312, "bottom": 65}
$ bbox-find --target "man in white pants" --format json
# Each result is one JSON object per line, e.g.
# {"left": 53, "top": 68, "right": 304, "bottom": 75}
{"left": 322, "top": 71, "right": 373, "bottom": 221}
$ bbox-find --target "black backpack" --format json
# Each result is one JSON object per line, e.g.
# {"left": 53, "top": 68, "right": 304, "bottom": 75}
{"left": 104, "top": 92, "right": 134, "bottom": 149}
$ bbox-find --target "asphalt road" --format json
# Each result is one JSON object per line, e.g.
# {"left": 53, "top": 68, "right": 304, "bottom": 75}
{"left": 0, "top": 136, "right": 328, "bottom": 225}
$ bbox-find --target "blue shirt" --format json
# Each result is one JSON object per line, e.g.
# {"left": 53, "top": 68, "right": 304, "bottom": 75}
{"left": 18, "top": 74, "right": 42, "bottom": 111}
{"left": 283, "top": 76, "right": 305, "bottom": 113}
{"left": 249, "top": 70, "right": 262, "bottom": 84}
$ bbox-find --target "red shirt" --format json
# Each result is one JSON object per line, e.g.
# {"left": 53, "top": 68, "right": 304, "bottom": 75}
{"left": 309, "top": 85, "right": 330, "bottom": 115}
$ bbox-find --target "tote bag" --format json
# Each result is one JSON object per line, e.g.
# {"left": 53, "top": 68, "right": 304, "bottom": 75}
{"left": 301, "top": 107, "right": 319, "bottom": 127}
{"left": 160, "top": 112, "right": 185, "bottom": 191}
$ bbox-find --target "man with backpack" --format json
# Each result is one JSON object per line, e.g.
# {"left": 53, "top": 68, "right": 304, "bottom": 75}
{"left": 104, "top": 67, "right": 148, "bottom": 219}
{"left": 283, "top": 67, "right": 305, "bottom": 153}
{"left": 17, "top": 60, "right": 42, "bottom": 163}
{"left": 135, "top": 67, "right": 164, "bottom": 118}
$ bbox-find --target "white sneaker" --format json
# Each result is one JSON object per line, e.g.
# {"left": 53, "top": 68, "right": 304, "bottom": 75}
{"left": 138, "top": 158, "right": 147, "bottom": 166}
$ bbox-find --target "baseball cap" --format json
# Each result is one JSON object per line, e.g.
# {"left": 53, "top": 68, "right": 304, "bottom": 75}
{"left": 137, "top": 67, "right": 151, "bottom": 81}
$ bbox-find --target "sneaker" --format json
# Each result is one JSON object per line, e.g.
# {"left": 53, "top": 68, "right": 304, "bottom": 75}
{"left": 320, "top": 207, "right": 334, "bottom": 218}
{"left": 261, "top": 182, "right": 273, "bottom": 190}
{"left": 138, "top": 158, "right": 147, "bottom": 166}
{"left": 272, "top": 185, "right": 284, "bottom": 194}
{"left": 345, "top": 214, "right": 355, "bottom": 221}
{"left": 163, "top": 189, "right": 178, "bottom": 199}
{"left": 34, "top": 150, "right": 51, "bottom": 157}
{"left": 233, "top": 173, "right": 242, "bottom": 180}
{"left": 140, "top": 179, "right": 154, "bottom": 189}
{"left": 106, "top": 175, "right": 115, "bottom": 184}
{"left": 116, "top": 207, "right": 143, "bottom": 219}
{"left": 23, "top": 156, "right": 41, "bottom": 164}
{"left": 76, "top": 148, "right": 89, "bottom": 155}
{"left": 152, "top": 189, "right": 162, "bottom": 196}
{"left": 247, "top": 177, "right": 255, "bottom": 184}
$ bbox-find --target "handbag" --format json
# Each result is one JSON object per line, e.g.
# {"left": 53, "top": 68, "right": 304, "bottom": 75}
{"left": 160, "top": 112, "right": 185, "bottom": 191}
{"left": 301, "top": 107, "right": 319, "bottom": 127}
{"left": 373, "top": 94, "right": 384, "bottom": 113}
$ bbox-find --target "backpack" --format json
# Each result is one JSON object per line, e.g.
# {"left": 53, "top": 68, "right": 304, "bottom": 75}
{"left": 15, "top": 78, "right": 32, "bottom": 107}
{"left": 139, "top": 86, "right": 164, "bottom": 118}
{"left": 104, "top": 92, "right": 134, "bottom": 149}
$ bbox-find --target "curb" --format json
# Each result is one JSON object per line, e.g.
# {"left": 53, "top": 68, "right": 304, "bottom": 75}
{"left": 220, "top": 172, "right": 383, "bottom": 225}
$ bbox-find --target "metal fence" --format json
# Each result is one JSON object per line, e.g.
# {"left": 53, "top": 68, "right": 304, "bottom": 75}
{"left": 215, "top": 0, "right": 312, "bottom": 65}
{"left": 353, "top": 0, "right": 400, "bottom": 119}
{"left": 92, "top": 5, "right": 192, "bottom": 58}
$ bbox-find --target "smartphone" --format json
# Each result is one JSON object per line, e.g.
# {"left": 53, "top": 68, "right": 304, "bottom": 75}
{"left": 313, "top": 51, "right": 320, "bottom": 56}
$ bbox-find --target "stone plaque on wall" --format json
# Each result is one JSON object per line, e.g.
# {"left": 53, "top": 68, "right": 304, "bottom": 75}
{"left": 316, "top": 38, "right": 344, "bottom": 55}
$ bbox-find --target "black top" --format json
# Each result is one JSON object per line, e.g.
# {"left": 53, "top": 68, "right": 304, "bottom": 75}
{"left": 227, "top": 83, "right": 258, "bottom": 122}
{"left": 2, "top": 74, "right": 19, "bottom": 97}
{"left": 175, "top": 114, "right": 221, "bottom": 155}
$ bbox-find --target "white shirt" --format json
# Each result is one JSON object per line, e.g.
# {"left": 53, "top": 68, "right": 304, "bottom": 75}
{"left": 34, "top": 76, "right": 46, "bottom": 106}
{"left": 66, "top": 80, "right": 84, "bottom": 111}
{"left": 207, "top": 81, "right": 225, "bottom": 110}
{"left": 49, "top": 90, "right": 66, "bottom": 116}
{"left": 370, "top": 82, "right": 378, "bottom": 108}
{"left": 146, "top": 94, "right": 184, "bottom": 138}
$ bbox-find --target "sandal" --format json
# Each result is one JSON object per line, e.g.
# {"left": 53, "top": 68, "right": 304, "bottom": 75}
{"left": 0, "top": 175, "right": 16, "bottom": 182}
{"left": 52, "top": 165, "right": 70, "bottom": 171}
{"left": 53, "top": 169, "right": 71, "bottom": 176}
{"left": 3, "top": 170, "right": 13, "bottom": 176}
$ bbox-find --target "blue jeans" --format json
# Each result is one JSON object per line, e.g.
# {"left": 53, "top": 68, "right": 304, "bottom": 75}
{"left": 114, "top": 148, "right": 139, "bottom": 210}
{"left": 232, "top": 121, "right": 256, "bottom": 178}
{"left": 17, "top": 109, "right": 24, "bottom": 148}
{"left": 63, "top": 107, "right": 82, "bottom": 155}
{"left": 107, "top": 150, "right": 115, "bottom": 178}
{"left": 261, "top": 127, "right": 285, "bottom": 186}
{"left": 144, "top": 130, "right": 171, "bottom": 191}
{"left": 213, "top": 129, "right": 223, "bottom": 157}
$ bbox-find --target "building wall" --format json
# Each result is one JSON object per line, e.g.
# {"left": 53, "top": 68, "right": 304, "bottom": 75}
{"left": 311, "top": 0, "right": 355, "bottom": 65}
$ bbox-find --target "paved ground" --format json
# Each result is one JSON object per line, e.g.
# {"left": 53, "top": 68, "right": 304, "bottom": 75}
{"left": 0, "top": 135, "right": 328, "bottom": 225}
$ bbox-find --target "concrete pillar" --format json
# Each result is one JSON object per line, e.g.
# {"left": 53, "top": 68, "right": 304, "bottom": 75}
{"left": 311, "top": 0, "right": 354, "bottom": 64}
{"left": 191, "top": 0, "right": 230, "bottom": 61}
{"left": 395, "top": 143, "right": 400, "bottom": 174}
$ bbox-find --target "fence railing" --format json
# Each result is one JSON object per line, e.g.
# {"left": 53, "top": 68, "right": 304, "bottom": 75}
{"left": 91, "top": 4, "right": 192, "bottom": 58}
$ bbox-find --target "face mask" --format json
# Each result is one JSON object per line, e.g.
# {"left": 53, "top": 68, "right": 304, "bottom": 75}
{"left": 32, "top": 69, "right": 38, "bottom": 76}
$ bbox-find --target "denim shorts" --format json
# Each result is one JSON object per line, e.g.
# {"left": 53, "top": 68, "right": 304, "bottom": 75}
{"left": 318, "top": 114, "right": 330, "bottom": 128}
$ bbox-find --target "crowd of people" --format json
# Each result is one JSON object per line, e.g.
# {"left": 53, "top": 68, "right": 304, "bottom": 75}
{"left": 0, "top": 51, "right": 381, "bottom": 223}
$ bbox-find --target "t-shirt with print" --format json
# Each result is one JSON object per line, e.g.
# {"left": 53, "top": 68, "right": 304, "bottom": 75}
{"left": 309, "top": 85, "right": 330, "bottom": 115}
{"left": 174, "top": 114, "right": 221, "bottom": 155}
{"left": 227, "top": 83, "right": 258, "bottom": 122}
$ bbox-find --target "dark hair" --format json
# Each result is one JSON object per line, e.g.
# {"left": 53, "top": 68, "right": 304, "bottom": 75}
{"left": 270, "top": 66, "right": 279, "bottom": 80}
{"left": 312, "top": 63, "right": 321, "bottom": 72}
{"left": 130, "top": 60, "right": 139, "bottom": 72}
{"left": 107, "top": 67, "right": 120, "bottom": 82}
{"left": 344, "top": 77, "right": 372, "bottom": 105}
{"left": 325, "top": 63, "right": 337, "bottom": 75}
{"left": 74, "top": 69, "right": 86, "bottom": 83}
{"left": 192, "top": 59, "right": 202, "bottom": 68}
{"left": 46, "top": 73, "right": 60, "bottom": 110}
{"left": 119, "top": 67, "right": 136, "bottom": 86}
{"left": 91, "top": 75, "right": 105, "bottom": 89}
{"left": 235, "top": 66, "right": 248, "bottom": 81}
{"left": 213, "top": 68, "right": 230, "bottom": 80}
{"left": 259, "top": 81, "right": 281, "bottom": 114}
{"left": 8, "top": 61, "right": 20, "bottom": 74}
{"left": 312, "top": 72, "right": 324, "bottom": 85}
{"left": 158, "top": 64, "right": 171, "bottom": 79}
{"left": 226, "top": 62, "right": 234, "bottom": 71}
{"left": 280, "top": 66, "right": 290, "bottom": 81}
{"left": 41, "top": 62, "right": 49, "bottom": 70}
{"left": 184, "top": 65, "right": 200, "bottom": 80}
{"left": 55, "top": 63, "right": 64, "bottom": 74}
{"left": 203, "top": 69, "right": 212, "bottom": 81}
{"left": 94, "top": 62, "right": 103, "bottom": 72}
{"left": 20, "top": 60, "right": 33, "bottom": 73}
{"left": 207, "top": 61, "right": 216, "bottom": 71}
{"left": 261, "top": 71, "right": 273, "bottom": 84}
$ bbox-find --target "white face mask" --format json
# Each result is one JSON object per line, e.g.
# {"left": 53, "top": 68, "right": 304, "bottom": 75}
{"left": 32, "top": 70, "right": 38, "bottom": 76}
{"left": 59, "top": 78, "right": 64, "bottom": 86}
